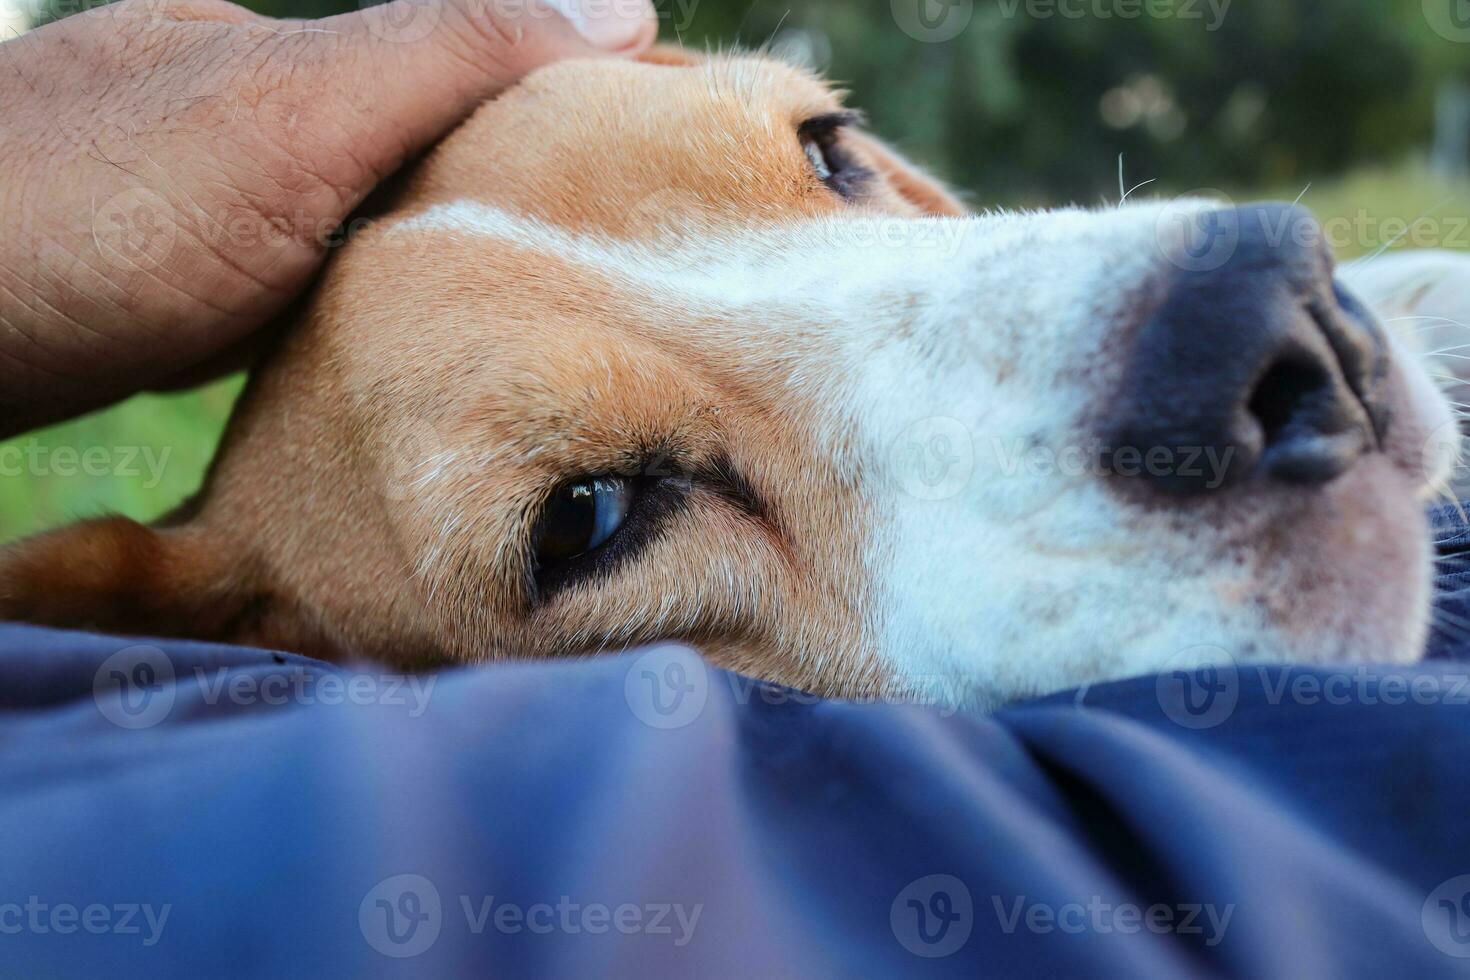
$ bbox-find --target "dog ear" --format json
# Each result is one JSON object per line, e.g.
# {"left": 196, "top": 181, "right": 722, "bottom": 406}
{"left": 1342, "top": 250, "right": 1470, "bottom": 324}
{"left": 843, "top": 129, "right": 969, "bottom": 217}
{"left": 1341, "top": 250, "right": 1470, "bottom": 378}
{"left": 0, "top": 516, "right": 253, "bottom": 640}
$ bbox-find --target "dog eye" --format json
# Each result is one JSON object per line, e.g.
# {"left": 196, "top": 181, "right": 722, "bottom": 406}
{"left": 534, "top": 477, "right": 635, "bottom": 567}
{"left": 798, "top": 112, "right": 868, "bottom": 200}
{"left": 803, "top": 137, "right": 834, "bottom": 181}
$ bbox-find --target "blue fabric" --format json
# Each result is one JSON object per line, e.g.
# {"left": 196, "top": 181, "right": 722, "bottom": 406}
{"left": 2, "top": 510, "right": 1470, "bottom": 977}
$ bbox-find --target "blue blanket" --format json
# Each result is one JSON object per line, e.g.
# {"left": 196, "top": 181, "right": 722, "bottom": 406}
{"left": 3, "top": 506, "right": 1470, "bottom": 977}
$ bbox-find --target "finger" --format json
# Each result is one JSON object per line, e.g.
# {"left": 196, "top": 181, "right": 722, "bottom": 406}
{"left": 307, "top": 0, "right": 658, "bottom": 180}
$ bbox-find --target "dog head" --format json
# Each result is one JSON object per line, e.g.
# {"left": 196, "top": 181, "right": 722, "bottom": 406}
{"left": 3, "top": 51, "right": 1463, "bottom": 706}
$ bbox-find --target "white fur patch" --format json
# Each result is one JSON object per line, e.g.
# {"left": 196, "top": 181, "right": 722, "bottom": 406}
{"left": 389, "top": 199, "right": 1460, "bottom": 708}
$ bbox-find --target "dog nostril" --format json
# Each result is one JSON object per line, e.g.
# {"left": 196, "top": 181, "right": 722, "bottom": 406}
{"left": 1248, "top": 354, "right": 1366, "bottom": 486}
{"left": 1248, "top": 357, "right": 1329, "bottom": 447}
{"left": 1104, "top": 203, "right": 1387, "bottom": 496}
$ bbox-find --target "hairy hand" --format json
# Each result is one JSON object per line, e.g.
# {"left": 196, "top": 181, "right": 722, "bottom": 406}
{"left": 0, "top": 0, "right": 655, "bottom": 436}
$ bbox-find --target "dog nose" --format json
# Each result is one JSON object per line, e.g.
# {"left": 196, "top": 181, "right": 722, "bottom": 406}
{"left": 1106, "top": 203, "right": 1390, "bottom": 494}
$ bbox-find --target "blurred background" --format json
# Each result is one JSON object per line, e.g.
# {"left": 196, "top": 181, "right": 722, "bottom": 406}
{"left": 3, "top": 0, "right": 1470, "bottom": 542}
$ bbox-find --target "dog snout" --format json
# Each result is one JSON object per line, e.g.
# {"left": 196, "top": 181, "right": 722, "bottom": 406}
{"left": 1105, "top": 203, "right": 1390, "bottom": 494}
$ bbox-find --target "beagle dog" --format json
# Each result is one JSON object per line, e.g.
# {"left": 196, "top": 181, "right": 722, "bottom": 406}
{"left": 3, "top": 49, "right": 1469, "bottom": 708}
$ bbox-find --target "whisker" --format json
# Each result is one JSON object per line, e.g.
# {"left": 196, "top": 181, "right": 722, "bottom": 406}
{"left": 1427, "top": 619, "right": 1470, "bottom": 651}
{"left": 1116, "top": 154, "right": 1154, "bottom": 207}
{"left": 1439, "top": 492, "right": 1470, "bottom": 524}
{"left": 1429, "top": 605, "right": 1470, "bottom": 630}
{"left": 1431, "top": 606, "right": 1470, "bottom": 636}
{"left": 755, "top": 9, "right": 792, "bottom": 56}
{"left": 1344, "top": 196, "right": 1457, "bottom": 272}
{"left": 1430, "top": 601, "right": 1470, "bottom": 627}
{"left": 1388, "top": 315, "right": 1470, "bottom": 329}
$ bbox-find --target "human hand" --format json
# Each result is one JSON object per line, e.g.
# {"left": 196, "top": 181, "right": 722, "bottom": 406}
{"left": 0, "top": 0, "right": 655, "bottom": 436}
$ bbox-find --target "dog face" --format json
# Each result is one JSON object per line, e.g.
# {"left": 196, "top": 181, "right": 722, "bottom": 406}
{"left": 2, "top": 53, "right": 1463, "bottom": 707}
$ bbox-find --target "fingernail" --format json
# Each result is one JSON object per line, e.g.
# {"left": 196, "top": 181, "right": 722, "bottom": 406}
{"left": 543, "top": 0, "right": 654, "bottom": 51}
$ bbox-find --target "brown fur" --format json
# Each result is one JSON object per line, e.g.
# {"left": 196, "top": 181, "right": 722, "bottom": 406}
{"left": 0, "top": 51, "right": 963, "bottom": 696}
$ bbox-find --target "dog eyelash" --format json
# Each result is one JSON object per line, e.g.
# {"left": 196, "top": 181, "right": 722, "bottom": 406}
{"left": 529, "top": 475, "right": 686, "bottom": 602}
{"left": 527, "top": 456, "right": 765, "bottom": 605}
{"left": 799, "top": 110, "right": 861, "bottom": 136}
{"left": 798, "top": 112, "right": 872, "bottom": 201}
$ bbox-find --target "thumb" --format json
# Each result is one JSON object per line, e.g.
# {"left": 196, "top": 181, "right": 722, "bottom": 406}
{"left": 300, "top": 0, "right": 656, "bottom": 190}
{"left": 344, "top": 0, "right": 658, "bottom": 57}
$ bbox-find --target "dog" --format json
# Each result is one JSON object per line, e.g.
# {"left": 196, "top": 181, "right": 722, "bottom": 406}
{"left": 3, "top": 49, "right": 1469, "bottom": 708}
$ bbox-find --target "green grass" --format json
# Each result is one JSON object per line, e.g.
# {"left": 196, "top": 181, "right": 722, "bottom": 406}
{"left": 2, "top": 162, "right": 1467, "bottom": 546}
{"left": 1246, "top": 160, "right": 1470, "bottom": 261}
{"left": 0, "top": 376, "right": 245, "bottom": 544}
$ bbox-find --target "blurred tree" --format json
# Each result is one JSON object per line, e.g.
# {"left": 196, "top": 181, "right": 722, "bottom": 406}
{"left": 660, "top": 0, "right": 1457, "bottom": 203}
{"left": 23, "top": 0, "right": 1466, "bottom": 202}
